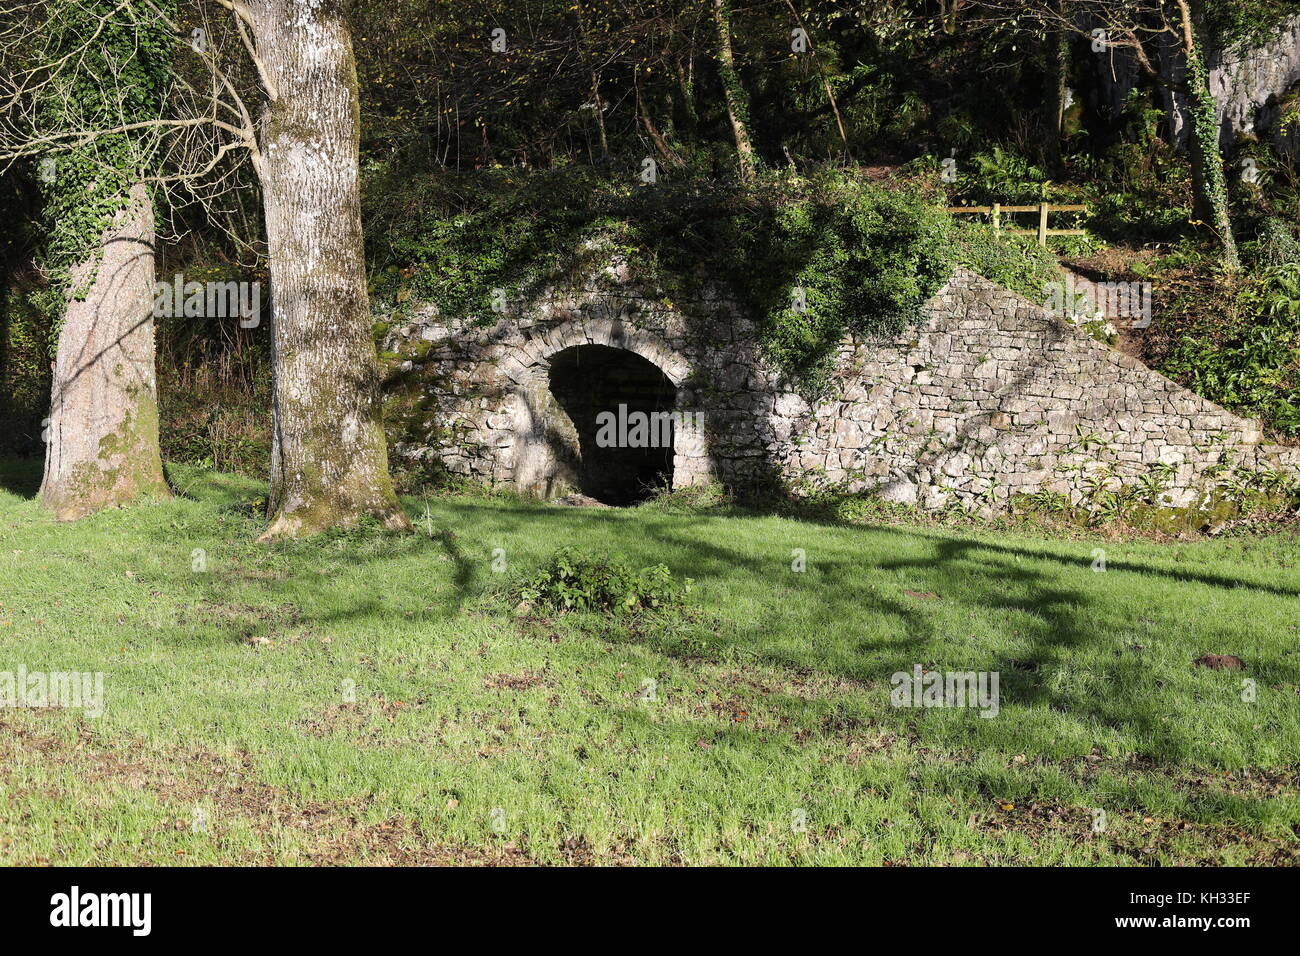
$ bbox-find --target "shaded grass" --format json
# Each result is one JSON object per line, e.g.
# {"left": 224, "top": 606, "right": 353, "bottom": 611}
{"left": 0, "top": 461, "right": 1297, "bottom": 865}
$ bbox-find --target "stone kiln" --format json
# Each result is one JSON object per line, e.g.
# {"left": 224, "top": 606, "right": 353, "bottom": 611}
{"left": 383, "top": 268, "right": 1299, "bottom": 509}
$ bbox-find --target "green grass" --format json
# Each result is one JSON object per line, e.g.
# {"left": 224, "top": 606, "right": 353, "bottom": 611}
{"left": 1, "top": 457, "right": 1298, "bottom": 865}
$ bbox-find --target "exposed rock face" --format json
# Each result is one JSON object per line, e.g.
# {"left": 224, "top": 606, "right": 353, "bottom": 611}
{"left": 382, "top": 268, "right": 1299, "bottom": 511}
{"left": 1094, "top": 14, "right": 1300, "bottom": 152}
{"left": 1208, "top": 15, "right": 1300, "bottom": 153}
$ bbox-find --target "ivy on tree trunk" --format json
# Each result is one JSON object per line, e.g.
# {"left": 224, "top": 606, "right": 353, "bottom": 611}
{"left": 712, "top": 0, "right": 758, "bottom": 181}
{"left": 33, "top": 1, "right": 175, "bottom": 519}
{"left": 1181, "top": 0, "right": 1241, "bottom": 272}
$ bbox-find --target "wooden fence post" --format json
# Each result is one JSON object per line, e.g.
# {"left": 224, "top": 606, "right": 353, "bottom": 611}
{"left": 943, "top": 202, "right": 1087, "bottom": 242}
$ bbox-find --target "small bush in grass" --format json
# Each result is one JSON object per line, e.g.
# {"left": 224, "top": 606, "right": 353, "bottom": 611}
{"left": 515, "top": 548, "right": 692, "bottom": 616}
{"left": 638, "top": 482, "right": 732, "bottom": 514}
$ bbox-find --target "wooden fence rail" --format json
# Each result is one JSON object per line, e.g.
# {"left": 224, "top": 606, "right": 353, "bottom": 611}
{"left": 946, "top": 202, "right": 1088, "bottom": 246}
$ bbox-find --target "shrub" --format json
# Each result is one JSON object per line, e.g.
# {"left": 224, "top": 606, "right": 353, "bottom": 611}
{"left": 365, "top": 166, "right": 629, "bottom": 322}
{"left": 739, "top": 173, "right": 954, "bottom": 394}
{"left": 1245, "top": 217, "right": 1300, "bottom": 270}
{"left": 515, "top": 548, "right": 692, "bottom": 616}
{"left": 0, "top": 281, "right": 55, "bottom": 455}
{"left": 948, "top": 221, "right": 1063, "bottom": 303}
{"left": 158, "top": 361, "right": 272, "bottom": 477}
{"left": 1162, "top": 264, "right": 1300, "bottom": 437}
{"left": 952, "top": 147, "right": 1051, "bottom": 206}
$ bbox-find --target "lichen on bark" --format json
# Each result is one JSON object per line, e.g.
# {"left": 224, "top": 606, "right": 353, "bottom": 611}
{"left": 40, "top": 183, "right": 171, "bottom": 521}
{"left": 250, "top": 0, "right": 410, "bottom": 538}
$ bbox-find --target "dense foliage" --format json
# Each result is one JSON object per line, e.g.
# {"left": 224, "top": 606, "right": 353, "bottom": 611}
{"left": 36, "top": 0, "right": 175, "bottom": 306}
{"left": 1163, "top": 265, "right": 1300, "bottom": 437}
{"left": 368, "top": 165, "right": 956, "bottom": 390}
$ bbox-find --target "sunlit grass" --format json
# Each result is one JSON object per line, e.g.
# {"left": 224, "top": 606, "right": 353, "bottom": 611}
{"left": 1, "top": 458, "right": 1297, "bottom": 865}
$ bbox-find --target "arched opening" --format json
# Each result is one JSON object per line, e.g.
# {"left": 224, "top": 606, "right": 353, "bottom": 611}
{"left": 547, "top": 344, "right": 677, "bottom": 505}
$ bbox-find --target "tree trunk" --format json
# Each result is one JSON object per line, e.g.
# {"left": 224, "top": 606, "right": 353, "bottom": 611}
{"left": 591, "top": 70, "right": 610, "bottom": 159}
{"left": 1040, "top": 4, "right": 1069, "bottom": 172}
{"left": 674, "top": 56, "right": 699, "bottom": 132}
{"left": 1180, "top": 0, "right": 1240, "bottom": 271}
{"left": 781, "top": 0, "right": 851, "bottom": 158}
{"left": 575, "top": 2, "right": 609, "bottom": 160}
{"left": 635, "top": 69, "right": 685, "bottom": 169}
{"left": 712, "top": 0, "right": 758, "bottom": 181}
{"left": 249, "top": 0, "right": 410, "bottom": 537}
{"left": 40, "top": 181, "right": 169, "bottom": 519}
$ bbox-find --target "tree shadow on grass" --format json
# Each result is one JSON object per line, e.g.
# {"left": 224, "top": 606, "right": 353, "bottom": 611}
{"left": 130, "top": 485, "right": 1299, "bottom": 769}
{"left": 574, "top": 509, "right": 1300, "bottom": 768}
{"left": 0, "top": 456, "right": 42, "bottom": 498}
{"left": 171, "top": 497, "right": 547, "bottom": 635}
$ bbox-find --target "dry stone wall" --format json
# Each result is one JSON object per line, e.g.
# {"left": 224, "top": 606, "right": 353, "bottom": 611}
{"left": 381, "top": 266, "right": 1300, "bottom": 511}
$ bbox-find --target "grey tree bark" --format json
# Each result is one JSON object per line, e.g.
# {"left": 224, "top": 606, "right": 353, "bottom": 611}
{"left": 1040, "top": 2, "right": 1069, "bottom": 171}
{"left": 247, "top": 0, "right": 410, "bottom": 537}
{"left": 40, "top": 181, "right": 169, "bottom": 520}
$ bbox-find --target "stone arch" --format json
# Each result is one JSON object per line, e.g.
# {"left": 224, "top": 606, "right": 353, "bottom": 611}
{"left": 500, "top": 317, "right": 691, "bottom": 387}
{"left": 505, "top": 319, "right": 707, "bottom": 502}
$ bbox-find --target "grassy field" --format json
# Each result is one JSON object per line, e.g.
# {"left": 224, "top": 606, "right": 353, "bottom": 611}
{"left": 0, "top": 456, "right": 1297, "bottom": 866}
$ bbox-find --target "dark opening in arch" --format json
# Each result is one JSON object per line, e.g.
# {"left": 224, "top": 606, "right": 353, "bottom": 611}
{"left": 547, "top": 345, "right": 676, "bottom": 505}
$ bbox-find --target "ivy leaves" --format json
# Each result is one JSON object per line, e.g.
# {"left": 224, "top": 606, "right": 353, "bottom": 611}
{"left": 36, "top": 0, "right": 177, "bottom": 310}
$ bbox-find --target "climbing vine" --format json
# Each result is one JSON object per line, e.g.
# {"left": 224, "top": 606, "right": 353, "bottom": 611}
{"left": 36, "top": 0, "right": 175, "bottom": 330}
{"left": 1181, "top": 8, "right": 1240, "bottom": 271}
